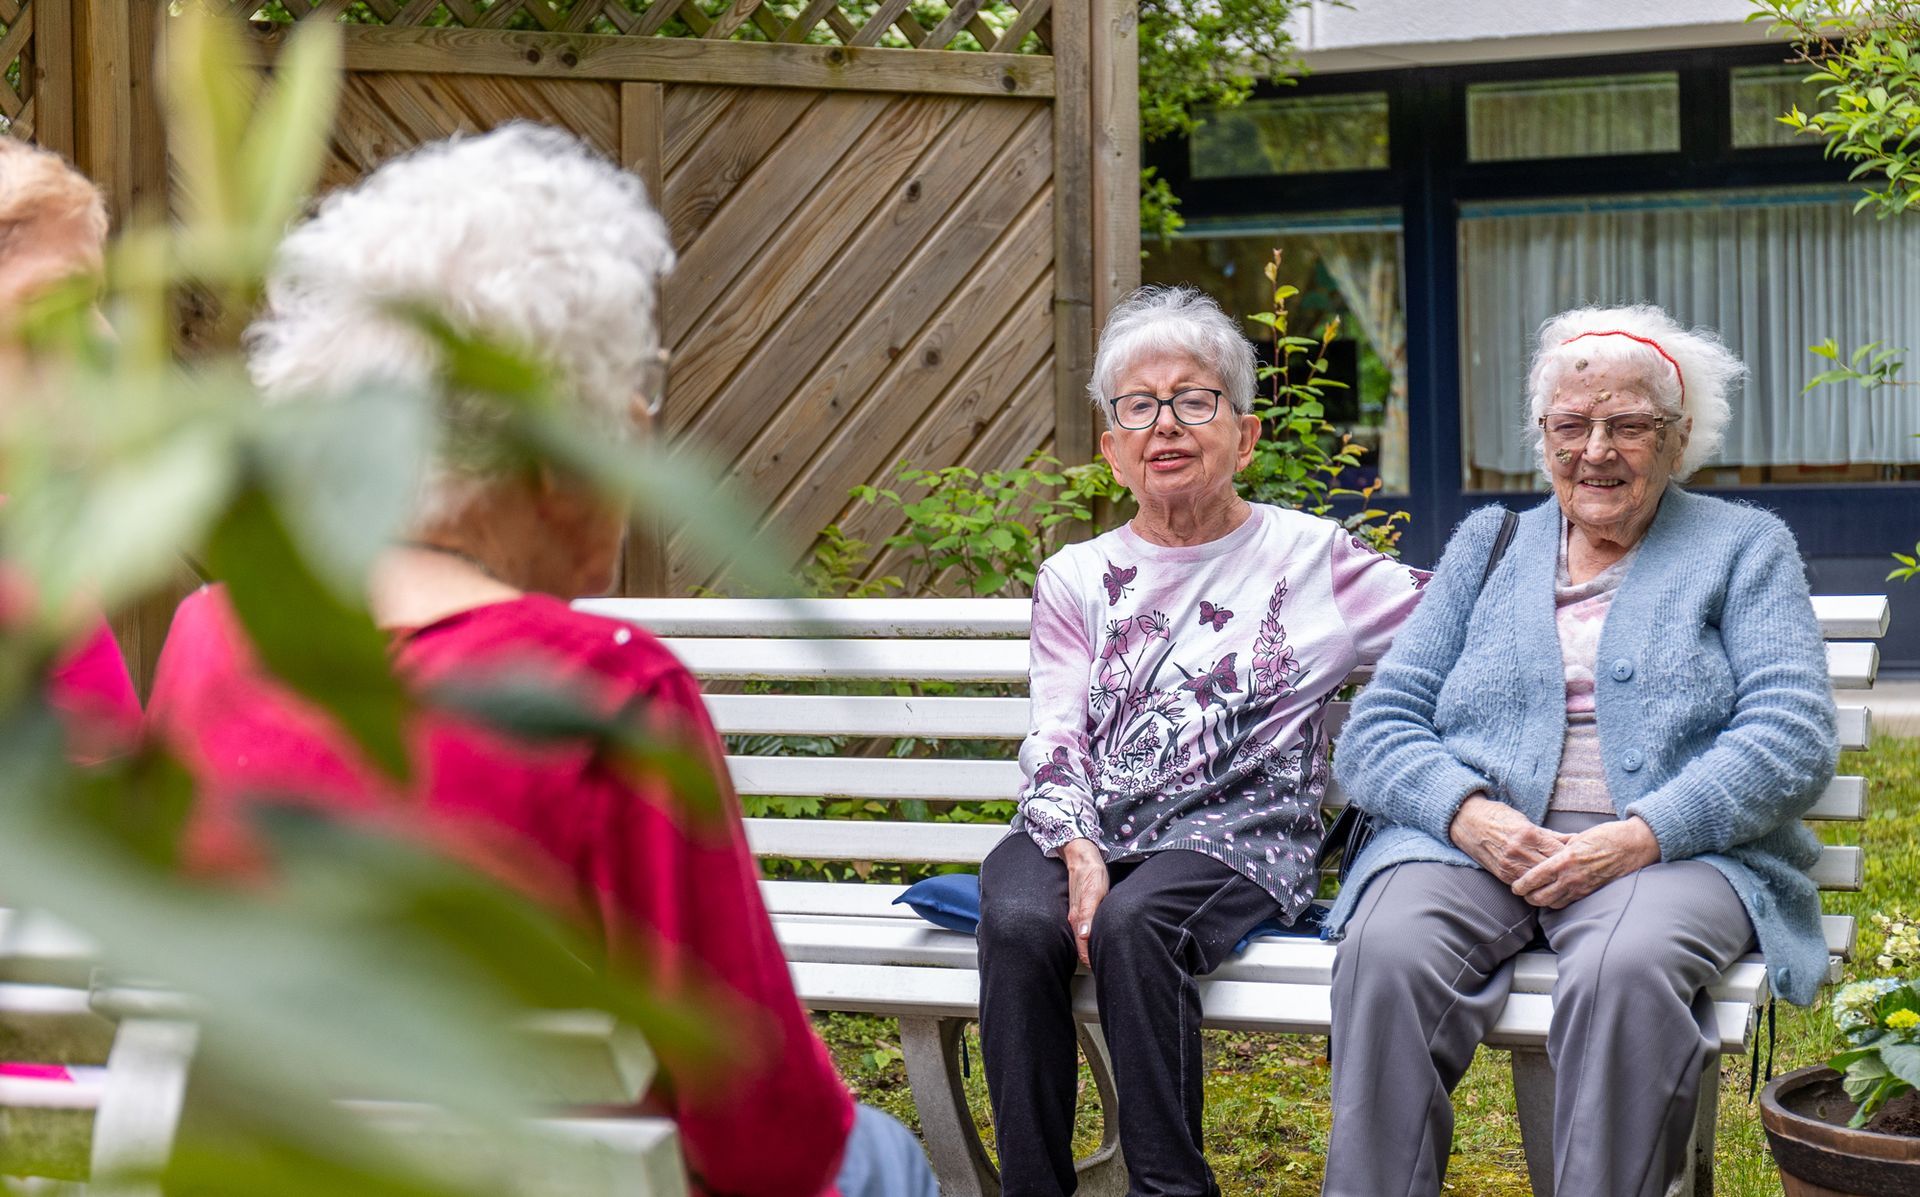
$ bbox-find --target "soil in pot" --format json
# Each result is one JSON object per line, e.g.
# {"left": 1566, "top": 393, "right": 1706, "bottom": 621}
{"left": 1863, "top": 1091, "right": 1920, "bottom": 1138}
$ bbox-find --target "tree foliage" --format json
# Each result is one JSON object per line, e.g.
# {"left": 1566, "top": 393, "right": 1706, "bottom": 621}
{"left": 1138, "top": 0, "right": 1313, "bottom": 240}
{"left": 1754, "top": 0, "right": 1920, "bottom": 217}
{"left": 1753, "top": 1, "right": 1920, "bottom": 579}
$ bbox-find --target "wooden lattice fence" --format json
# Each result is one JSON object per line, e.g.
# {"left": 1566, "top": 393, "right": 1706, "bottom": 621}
{"left": 26, "top": 1, "right": 1137, "bottom": 675}
{"left": 0, "top": 0, "right": 73, "bottom": 151}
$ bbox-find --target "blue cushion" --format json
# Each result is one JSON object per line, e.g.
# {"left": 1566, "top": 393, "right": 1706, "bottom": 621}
{"left": 892, "top": 874, "right": 1327, "bottom": 953}
{"left": 892, "top": 872, "right": 982, "bottom": 934}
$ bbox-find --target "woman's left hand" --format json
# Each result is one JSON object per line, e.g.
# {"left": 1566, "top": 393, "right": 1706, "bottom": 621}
{"left": 1510, "top": 817, "right": 1662, "bottom": 909}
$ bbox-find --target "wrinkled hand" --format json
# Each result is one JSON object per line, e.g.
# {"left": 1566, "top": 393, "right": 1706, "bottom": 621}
{"left": 1511, "top": 817, "right": 1662, "bottom": 909}
{"left": 1061, "top": 838, "right": 1109, "bottom": 968}
{"left": 1448, "top": 794, "right": 1570, "bottom": 885}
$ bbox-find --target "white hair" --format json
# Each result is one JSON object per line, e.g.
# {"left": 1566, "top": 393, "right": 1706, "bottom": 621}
{"left": 1526, "top": 304, "right": 1743, "bottom": 480}
{"left": 1088, "top": 286, "right": 1258, "bottom": 426}
{"left": 246, "top": 122, "right": 675, "bottom": 524}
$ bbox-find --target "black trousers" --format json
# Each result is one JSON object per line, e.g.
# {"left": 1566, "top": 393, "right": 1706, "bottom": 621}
{"left": 976, "top": 833, "right": 1282, "bottom": 1197}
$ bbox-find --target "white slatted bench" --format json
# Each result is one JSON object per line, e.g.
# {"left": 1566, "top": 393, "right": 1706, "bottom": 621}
{"left": 579, "top": 593, "right": 1889, "bottom": 1197}
{"left": 0, "top": 920, "right": 686, "bottom": 1196}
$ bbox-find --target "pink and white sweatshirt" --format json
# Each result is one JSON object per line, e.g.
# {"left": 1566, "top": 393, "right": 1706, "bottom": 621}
{"left": 1014, "top": 504, "right": 1430, "bottom": 916}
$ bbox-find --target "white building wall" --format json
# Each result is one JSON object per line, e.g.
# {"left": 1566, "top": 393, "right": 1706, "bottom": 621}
{"left": 1289, "top": 1, "right": 1777, "bottom": 71}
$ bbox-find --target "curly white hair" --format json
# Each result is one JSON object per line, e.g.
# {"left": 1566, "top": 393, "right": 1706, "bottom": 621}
{"left": 246, "top": 122, "right": 675, "bottom": 523}
{"left": 1088, "top": 285, "right": 1258, "bottom": 426}
{"left": 1526, "top": 304, "right": 1744, "bottom": 480}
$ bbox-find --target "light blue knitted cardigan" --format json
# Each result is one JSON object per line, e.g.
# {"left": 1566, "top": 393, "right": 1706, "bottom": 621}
{"left": 1326, "top": 485, "right": 1839, "bottom": 1007}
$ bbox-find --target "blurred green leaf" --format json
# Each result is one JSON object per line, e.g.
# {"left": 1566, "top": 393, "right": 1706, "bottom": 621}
{"left": 204, "top": 487, "right": 413, "bottom": 780}
{"left": 239, "top": 19, "right": 343, "bottom": 239}
{"left": 2, "top": 406, "right": 238, "bottom": 616}
{"left": 255, "top": 385, "right": 434, "bottom": 599}
{"left": 71, "top": 744, "right": 198, "bottom": 869}
{"left": 165, "top": 8, "right": 262, "bottom": 250}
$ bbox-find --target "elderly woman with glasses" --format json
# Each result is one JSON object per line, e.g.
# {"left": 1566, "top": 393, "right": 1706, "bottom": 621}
{"left": 1320, "top": 305, "right": 1840, "bottom": 1197}
{"left": 975, "top": 285, "right": 1430, "bottom": 1196}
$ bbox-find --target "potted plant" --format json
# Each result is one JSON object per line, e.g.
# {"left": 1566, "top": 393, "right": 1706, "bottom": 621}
{"left": 1761, "top": 914, "right": 1920, "bottom": 1194}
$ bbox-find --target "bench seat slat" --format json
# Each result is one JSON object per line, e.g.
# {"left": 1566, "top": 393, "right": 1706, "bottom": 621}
{"left": 591, "top": 595, "right": 1887, "bottom": 643}
{"left": 731, "top": 757, "right": 1871, "bottom": 821}
{"left": 769, "top": 915, "right": 1771, "bottom": 1005}
{"left": 756, "top": 880, "right": 1861, "bottom": 960}
{"left": 784, "top": 962, "right": 1754, "bottom": 1052}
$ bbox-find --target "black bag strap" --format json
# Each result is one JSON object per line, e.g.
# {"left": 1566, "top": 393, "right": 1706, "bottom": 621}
{"left": 1479, "top": 509, "right": 1519, "bottom": 593}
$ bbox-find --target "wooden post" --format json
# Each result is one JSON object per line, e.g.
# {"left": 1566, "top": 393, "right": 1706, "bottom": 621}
{"left": 125, "top": 0, "right": 165, "bottom": 220}
{"left": 31, "top": 0, "right": 77, "bottom": 160}
{"left": 71, "top": 0, "right": 132, "bottom": 220}
{"left": 1050, "top": 0, "right": 1094, "bottom": 467}
{"left": 619, "top": 81, "right": 671, "bottom": 598}
{"left": 1088, "top": 0, "right": 1139, "bottom": 324}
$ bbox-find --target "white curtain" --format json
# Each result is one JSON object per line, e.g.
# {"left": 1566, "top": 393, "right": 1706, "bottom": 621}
{"left": 1317, "top": 233, "right": 1408, "bottom": 492}
{"left": 1460, "top": 189, "right": 1920, "bottom": 478}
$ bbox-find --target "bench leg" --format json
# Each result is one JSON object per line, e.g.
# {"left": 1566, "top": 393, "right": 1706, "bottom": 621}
{"left": 1511, "top": 1047, "right": 1719, "bottom": 1197}
{"left": 1669, "top": 1053, "right": 1718, "bottom": 1197}
{"left": 1071, "top": 1021, "right": 1127, "bottom": 1197}
{"left": 1510, "top": 1047, "right": 1557, "bottom": 1197}
{"left": 899, "top": 1017, "right": 998, "bottom": 1197}
{"left": 88, "top": 1017, "right": 199, "bottom": 1197}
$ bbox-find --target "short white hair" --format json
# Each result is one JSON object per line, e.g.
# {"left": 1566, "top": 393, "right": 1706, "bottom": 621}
{"left": 1526, "top": 304, "right": 1743, "bottom": 480}
{"left": 1088, "top": 286, "right": 1257, "bottom": 426}
{"left": 247, "top": 122, "right": 675, "bottom": 524}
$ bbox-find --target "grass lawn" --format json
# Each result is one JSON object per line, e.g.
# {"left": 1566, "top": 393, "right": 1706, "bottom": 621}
{"left": 817, "top": 736, "right": 1920, "bottom": 1196}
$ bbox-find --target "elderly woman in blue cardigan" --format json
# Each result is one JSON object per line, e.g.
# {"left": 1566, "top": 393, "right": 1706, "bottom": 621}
{"left": 1321, "top": 304, "right": 1839, "bottom": 1197}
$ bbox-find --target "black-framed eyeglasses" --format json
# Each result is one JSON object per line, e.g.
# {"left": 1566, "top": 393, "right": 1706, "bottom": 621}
{"left": 1537, "top": 409, "right": 1672, "bottom": 447}
{"left": 1109, "top": 387, "right": 1223, "bottom": 431}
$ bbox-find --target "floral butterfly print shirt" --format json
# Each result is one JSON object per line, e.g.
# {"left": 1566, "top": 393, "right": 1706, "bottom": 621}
{"left": 1013, "top": 504, "right": 1430, "bottom": 914}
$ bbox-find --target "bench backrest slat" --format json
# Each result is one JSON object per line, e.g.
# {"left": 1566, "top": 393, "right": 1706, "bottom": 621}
{"left": 598, "top": 595, "right": 1890, "bottom": 641}
{"left": 703, "top": 693, "right": 1875, "bottom": 754}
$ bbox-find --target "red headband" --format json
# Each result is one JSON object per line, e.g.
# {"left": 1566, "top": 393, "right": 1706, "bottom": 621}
{"left": 1560, "top": 330, "right": 1684, "bottom": 401}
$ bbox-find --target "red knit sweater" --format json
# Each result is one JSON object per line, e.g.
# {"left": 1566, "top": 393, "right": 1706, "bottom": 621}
{"left": 147, "top": 587, "right": 854, "bottom": 1197}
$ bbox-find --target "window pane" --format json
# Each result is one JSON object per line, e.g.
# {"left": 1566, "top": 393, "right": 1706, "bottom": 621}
{"left": 1190, "top": 94, "right": 1390, "bottom": 178}
{"left": 1731, "top": 64, "right": 1825, "bottom": 148}
{"left": 1142, "top": 215, "right": 1410, "bottom": 494}
{"left": 1467, "top": 74, "right": 1680, "bottom": 162}
{"left": 1457, "top": 188, "right": 1920, "bottom": 490}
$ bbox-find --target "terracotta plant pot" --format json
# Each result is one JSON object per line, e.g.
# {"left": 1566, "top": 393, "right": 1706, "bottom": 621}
{"left": 1759, "top": 1065, "right": 1920, "bottom": 1196}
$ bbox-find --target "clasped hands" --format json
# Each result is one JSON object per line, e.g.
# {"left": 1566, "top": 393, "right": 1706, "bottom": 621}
{"left": 1448, "top": 794, "right": 1662, "bottom": 909}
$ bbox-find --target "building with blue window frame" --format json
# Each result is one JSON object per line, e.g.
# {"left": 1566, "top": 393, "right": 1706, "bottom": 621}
{"left": 1142, "top": 0, "right": 1920, "bottom": 668}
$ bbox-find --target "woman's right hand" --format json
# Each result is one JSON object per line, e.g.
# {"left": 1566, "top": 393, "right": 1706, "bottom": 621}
{"left": 1061, "top": 838, "right": 1109, "bottom": 967}
{"left": 1448, "top": 794, "right": 1569, "bottom": 885}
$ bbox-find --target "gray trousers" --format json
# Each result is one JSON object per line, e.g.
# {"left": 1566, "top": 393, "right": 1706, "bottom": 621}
{"left": 1323, "top": 816, "right": 1754, "bottom": 1197}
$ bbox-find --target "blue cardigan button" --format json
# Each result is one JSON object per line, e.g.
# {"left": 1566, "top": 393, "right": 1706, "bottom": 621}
{"left": 1611, "top": 659, "right": 1634, "bottom": 682}
{"left": 1621, "top": 750, "right": 1644, "bottom": 772}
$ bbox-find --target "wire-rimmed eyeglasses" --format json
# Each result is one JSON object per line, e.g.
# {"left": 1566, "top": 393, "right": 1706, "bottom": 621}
{"left": 1537, "top": 409, "right": 1672, "bottom": 448}
{"left": 1109, "top": 387, "right": 1223, "bottom": 431}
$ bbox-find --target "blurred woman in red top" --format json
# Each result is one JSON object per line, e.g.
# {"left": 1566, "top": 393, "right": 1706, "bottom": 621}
{"left": 145, "top": 124, "right": 933, "bottom": 1197}
{"left": 0, "top": 137, "right": 141, "bottom": 760}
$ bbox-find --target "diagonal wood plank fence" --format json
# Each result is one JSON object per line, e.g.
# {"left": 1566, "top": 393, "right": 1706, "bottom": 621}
{"left": 13, "top": 1, "right": 1138, "bottom": 617}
